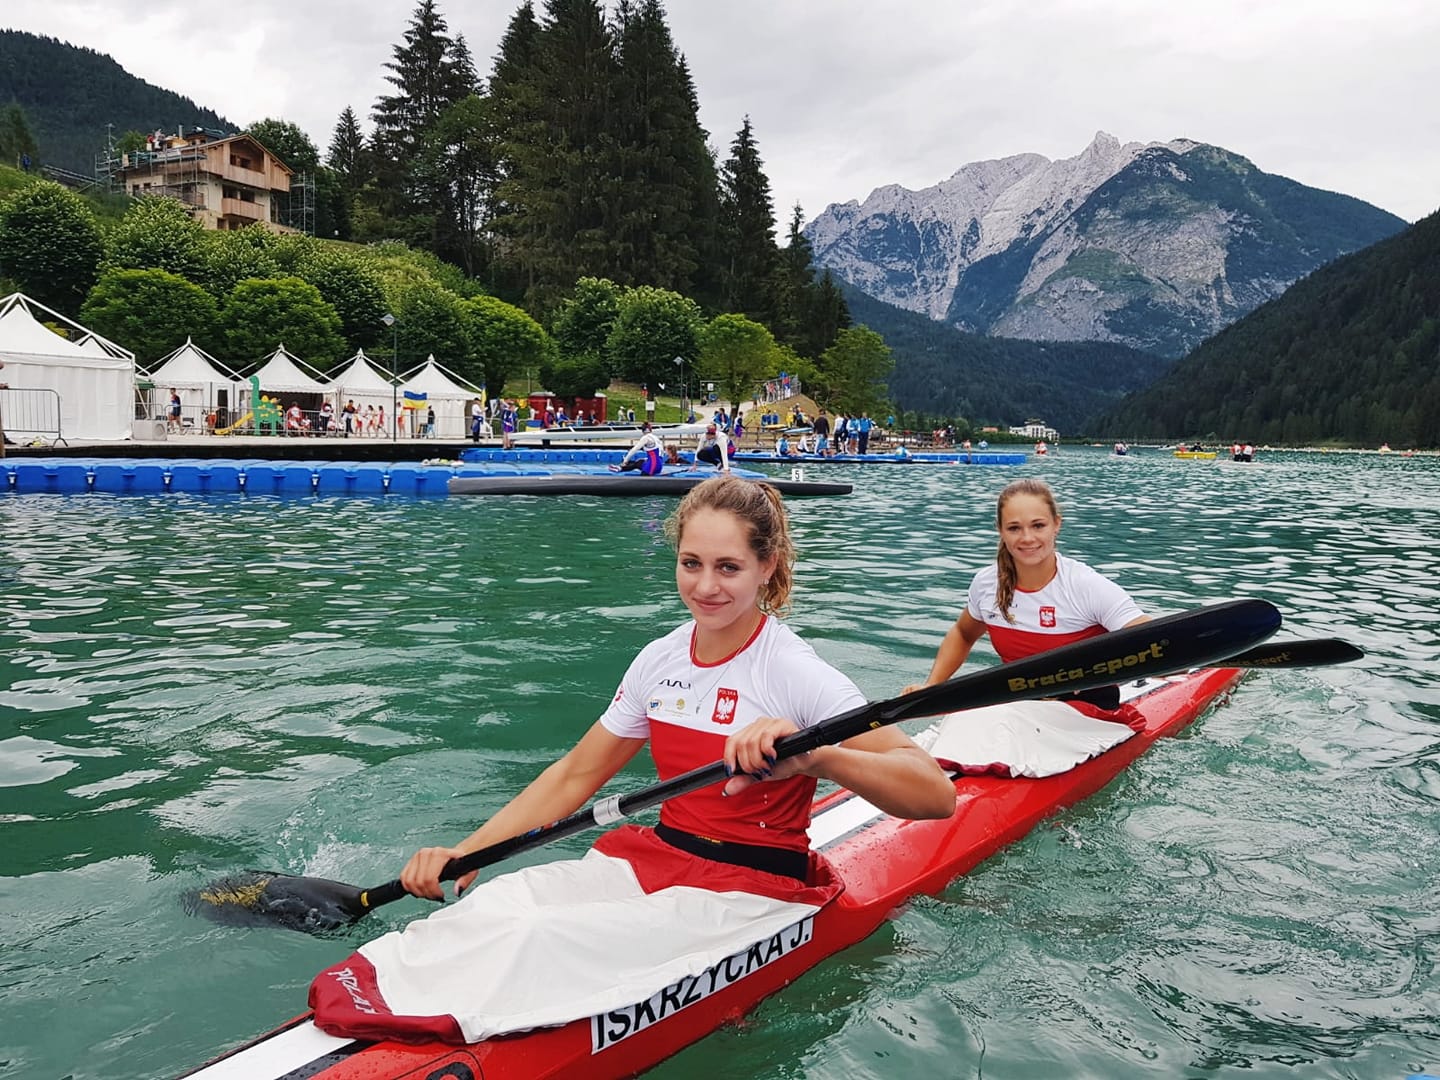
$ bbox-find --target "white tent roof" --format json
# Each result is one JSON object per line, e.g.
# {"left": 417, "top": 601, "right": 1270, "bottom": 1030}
{"left": 326, "top": 349, "right": 397, "bottom": 395}
{"left": 0, "top": 292, "right": 138, "bottom": 441}
{"left": 0, "top": 294, "right": 134, "bottom": 362}
{"left": 73, "top": 332, "right": 133, "bottom": 359}
{"left": 400, "top": 354, "right": 484, "bottom": 400}
{"left": 250, "top": 344, "right": 330, "bottom": 394}
{"left": 149, "top": 338, "right": 243, "bottom": 387}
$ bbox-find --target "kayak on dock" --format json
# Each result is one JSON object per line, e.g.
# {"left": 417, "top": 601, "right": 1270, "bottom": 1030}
{"left": 181, "top": 665, "right": 1241, "bottom": 1080}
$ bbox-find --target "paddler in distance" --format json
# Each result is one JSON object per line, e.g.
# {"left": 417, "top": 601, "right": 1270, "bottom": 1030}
{"left": 314, "top": 476, "right": 954, "bottom": 1043}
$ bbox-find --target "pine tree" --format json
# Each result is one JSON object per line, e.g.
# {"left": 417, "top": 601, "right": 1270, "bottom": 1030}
{"left": 718, "top": 116, "right": 779, "bottom": 322}
{"left": 805, "top": 269, "right": 852, "bottom": 359}
{"left": 372, "top": 0, "right": 477, "bottom": 159}
{"left": 326, "top": 106, "right": 367, "bottom": 185}
{"left": 505, "top": 0, "right": 621, "bottom": 311}
{"left": 487, "top": 1, "right": 546, "bottom": 299}
{"left": 609, "top": 0, "right": 712, "bottom": 294}
{"left": 769, "top": 203, "right": 815, "bottom": 350}
{"left": 367, "top": 0, "right": 479, "bottom": 236}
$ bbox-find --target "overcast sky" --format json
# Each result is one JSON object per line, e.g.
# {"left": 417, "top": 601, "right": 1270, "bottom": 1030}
{"left": 9, "top": 0, "right": 1439, "bottom": 223}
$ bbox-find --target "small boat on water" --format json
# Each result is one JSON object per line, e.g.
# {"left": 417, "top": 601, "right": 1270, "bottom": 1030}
{"left": 1174, "top": 445, "right": 1217, "bottom": 460}
{"left": 180, "top": 666, "right": 1244, "bottom": 1080}
{"left": 1113, "top": 442, "right": 1129, "bottom": 457}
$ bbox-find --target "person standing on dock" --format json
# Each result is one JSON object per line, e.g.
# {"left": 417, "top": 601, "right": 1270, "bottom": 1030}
{"left": 854, "top": 413, "right": 874, "bottom": 454}
{"left": 812, "top": 409, "right": 831, "bottom": 456}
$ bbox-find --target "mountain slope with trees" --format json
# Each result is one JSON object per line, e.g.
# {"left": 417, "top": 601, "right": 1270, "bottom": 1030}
{"left": 810, "top": 133, "right": 1408, "bottom": 358}
{"left": 1093, "top": 209, "right": 1440, "bottom": 446}
{"left": 840, "top": 281, "right": 1174, "bottom": 434}
{"left": 0, "top": 30, "right": 236, "bottom": 173}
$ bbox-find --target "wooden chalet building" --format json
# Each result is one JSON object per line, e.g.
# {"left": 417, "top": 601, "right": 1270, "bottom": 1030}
{"left": 113, "top": 127, "right": 296, "bottom": 233}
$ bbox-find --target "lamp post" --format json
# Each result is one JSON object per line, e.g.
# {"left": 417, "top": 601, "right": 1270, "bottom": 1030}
{"left": 381, "top": 313, "right": 397, "bottom": 442}
{"left": 673, "top": 355, "right": 686, "bottom": 421}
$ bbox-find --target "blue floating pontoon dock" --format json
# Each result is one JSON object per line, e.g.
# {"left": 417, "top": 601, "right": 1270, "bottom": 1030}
{"left": 459, "top": 447, "right": 1026, "bottom": 467}
{"left": 0, "top": 458, "right": 850, "bottom": 498}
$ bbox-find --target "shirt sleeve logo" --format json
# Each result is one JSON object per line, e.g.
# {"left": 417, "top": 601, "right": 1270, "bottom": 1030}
{"left": 1039, "top": 606, "right": 1057, "bottom": 628}
{"left": 711, "top": 688, "right": 738, "bottom": 725}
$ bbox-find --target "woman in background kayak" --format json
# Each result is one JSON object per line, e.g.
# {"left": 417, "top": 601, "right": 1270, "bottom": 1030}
{"left": 333, "top": 476, "right": 953, "bottom": 1043}
{"left": 907, "top": 478, "right": 1149, "bottom": 713}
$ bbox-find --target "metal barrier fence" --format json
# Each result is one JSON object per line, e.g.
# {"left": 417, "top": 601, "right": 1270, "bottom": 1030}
{"left": 0, "top": 387, "right": 66, "bottom": 447}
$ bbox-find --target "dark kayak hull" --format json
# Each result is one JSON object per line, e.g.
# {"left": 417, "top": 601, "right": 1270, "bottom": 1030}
{"left": 448, "top": 474, "right": 851, "bottom": 497}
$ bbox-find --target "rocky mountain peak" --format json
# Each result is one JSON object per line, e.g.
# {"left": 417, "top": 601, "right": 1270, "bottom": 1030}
{"left": 806, "top": 135, "right": 1405, "bottom": 357}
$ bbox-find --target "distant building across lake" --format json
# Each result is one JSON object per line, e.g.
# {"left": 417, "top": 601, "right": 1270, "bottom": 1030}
{"left": 1010, "top": 418, "right": 1058, "bottom": 441}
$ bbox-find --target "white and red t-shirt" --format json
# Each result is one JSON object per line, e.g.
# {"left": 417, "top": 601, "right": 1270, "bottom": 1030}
{"left": 966, "top": 554, "right": 1143, "bottom": 663}
{"left": 599, "top": 616, "right": 866, "bottom": 854}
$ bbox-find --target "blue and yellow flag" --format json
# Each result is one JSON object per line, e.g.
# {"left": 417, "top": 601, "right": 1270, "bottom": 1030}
{"left": 402, "top": 390, "right": 428, "bottom": 411}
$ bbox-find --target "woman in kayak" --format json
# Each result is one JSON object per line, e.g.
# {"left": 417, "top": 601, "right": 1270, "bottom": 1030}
{"left": 345, "top": 476, "right": 953, "bottom": 1042}
{"left": 908, "top": 477, "right": 1149, "bottom": 713}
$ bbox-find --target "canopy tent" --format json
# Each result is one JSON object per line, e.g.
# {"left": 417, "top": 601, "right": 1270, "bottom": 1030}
{"left": 147, "top": 338, "right": 246, "bottom": 428}
{"left": 74, "top": 332, "right": 133, "bottom": 360}
{"left": 324, "top": 349, "right": 405, "bottom": 434}
{"left": 0, "top": 292, "right": 138, "bottom": 441}
{"left": 327, "top": 349, "right": 398, "bottom": 405}
{"left": 248, "top": 344, "right": 330, "bottom": 397}
{"left": 399, "top": 355, "right": 485, "bottom": 438}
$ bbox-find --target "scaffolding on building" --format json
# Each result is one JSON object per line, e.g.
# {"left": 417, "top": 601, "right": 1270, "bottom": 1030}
{"left": 280, "top": 171, "right": 317, "bottom": 236}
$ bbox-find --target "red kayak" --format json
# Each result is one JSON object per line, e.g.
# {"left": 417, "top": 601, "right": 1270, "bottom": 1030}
{"left": 181, "top": 666, "right": 1241, "bottom": 1080}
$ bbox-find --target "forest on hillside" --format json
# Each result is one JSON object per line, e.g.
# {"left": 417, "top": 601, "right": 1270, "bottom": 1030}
{"left": 840, "top": 284, "right": 1174, "bottom": 434}
{"left": 0, "top": 30, "right": 234, "bottom": 175}
{"left": 1094, "top": 210, "right": 1440, "bottom": 447}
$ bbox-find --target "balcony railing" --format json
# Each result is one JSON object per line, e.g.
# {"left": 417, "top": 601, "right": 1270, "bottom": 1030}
{"left": 221, "top": 197, "right": 265, "bottom": 221}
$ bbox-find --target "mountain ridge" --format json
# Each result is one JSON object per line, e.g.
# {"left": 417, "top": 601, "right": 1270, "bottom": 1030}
{"left": 808, "top": 133, "right": 1407, "bottom": 357}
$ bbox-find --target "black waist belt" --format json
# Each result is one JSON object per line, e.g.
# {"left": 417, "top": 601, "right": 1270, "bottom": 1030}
{"left": 1055, "top": 684, "right": 1121, "bottom": 710}
{"left": 655, "top": 823, "right": 809, "bottom": 883}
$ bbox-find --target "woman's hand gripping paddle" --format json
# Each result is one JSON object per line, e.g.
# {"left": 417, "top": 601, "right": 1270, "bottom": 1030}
{"left": 186, "top": 599, "right": 1353, "bottom": 934}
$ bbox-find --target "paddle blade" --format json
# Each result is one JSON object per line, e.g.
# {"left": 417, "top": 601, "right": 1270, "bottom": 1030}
{"left": 1224, "top": 638, "right": 1364, "bottom": 669}
{"left": 184, "top": 871, "right": 368, "bottom": 934}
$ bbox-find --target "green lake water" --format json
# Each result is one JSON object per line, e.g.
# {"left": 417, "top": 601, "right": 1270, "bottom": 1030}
{"left": 2, "top": 448, "right": 1438, "bottom": 1079}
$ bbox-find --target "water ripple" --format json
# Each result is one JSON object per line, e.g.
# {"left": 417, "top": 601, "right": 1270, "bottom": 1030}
{"left": 2, "top": 449, "right": 1438, "bottom": 1079}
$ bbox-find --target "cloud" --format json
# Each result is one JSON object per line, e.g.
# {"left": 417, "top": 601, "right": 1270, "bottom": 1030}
{"left": 8, "top": 0, "right": 1438, "bottom": 222}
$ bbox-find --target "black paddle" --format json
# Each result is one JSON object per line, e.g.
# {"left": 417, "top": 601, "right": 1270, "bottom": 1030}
{"left": 188, "top": 600, "right": 1343, "bottom": 933}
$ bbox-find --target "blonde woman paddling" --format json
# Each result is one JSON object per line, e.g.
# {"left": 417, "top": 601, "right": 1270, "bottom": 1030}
{"left": 908, "top": 478, "right": 1152, "bottom": 776}
{"left": 312, "top": 476, "right": 954, "bottom": 1044}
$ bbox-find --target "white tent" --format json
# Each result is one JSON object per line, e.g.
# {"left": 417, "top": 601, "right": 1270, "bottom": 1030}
{"left": 249, "top": 344, "right": 330, "bottom": 397}
{"left": 325, "top": 349, "right": 404, "bottom": 435}
{"left": 147, "top": 338, "right": 245, "bottom": 429}
{"left": 0, "top": 293, "right": 137, "bottom": 441}
{"left": 399, "top": 355, "right": 485, "bottom": 438}
{"left": 74, "top": 332, "right": 132, "bottom": 359}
